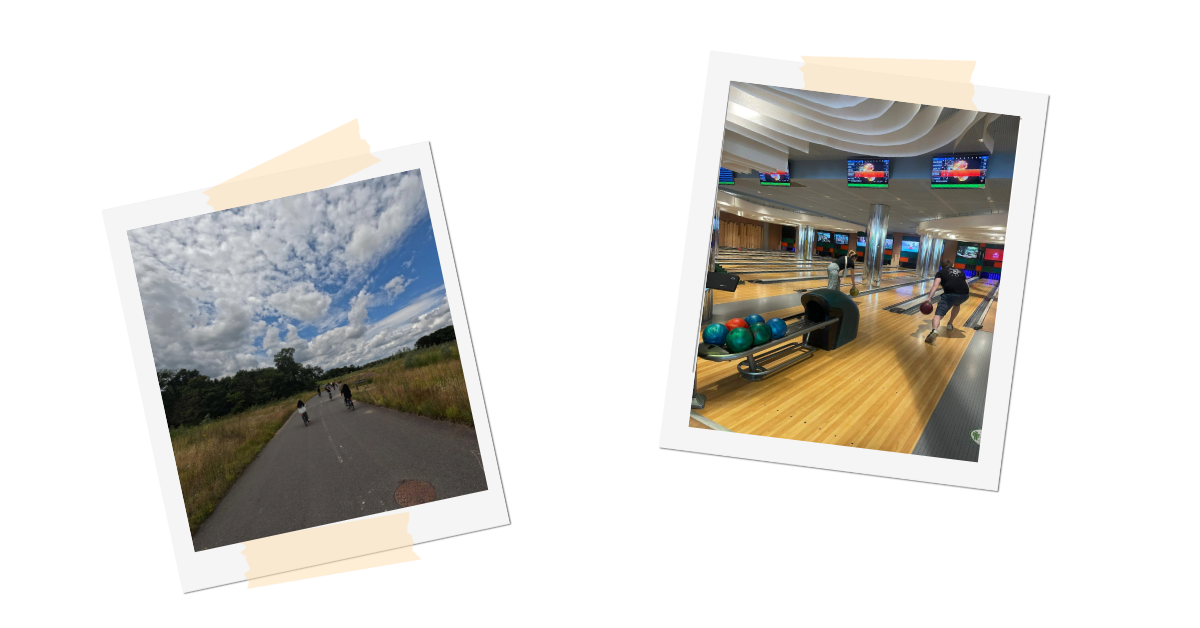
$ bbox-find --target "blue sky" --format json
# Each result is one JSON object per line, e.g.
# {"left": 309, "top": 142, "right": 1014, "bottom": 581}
{"left": 129, "top": 169, "right": 454, "bottom": 378}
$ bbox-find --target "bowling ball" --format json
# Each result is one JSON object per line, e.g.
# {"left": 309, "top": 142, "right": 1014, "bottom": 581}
{"left": 849, "top": 286, "right": 860, "bottom": 297}
{"left": 702, "top": 323, "right": 729, "bottom": 345}
{"left": 767, "top": 318, "right": 788, "bottom": 339}
{"left": 920, "top": 301, "right": 934, "bottom": 315}
{"left": 744, "top": 313, "right": 765, "bottom": 326}
{"left": 750, "top": 322, "right": 772, "bottom": 346}
{"left": 726, "top": 327, "right": 753, "bottom": 352}
{"left": 726, "top": 318, "right": 749, "bottom": 330}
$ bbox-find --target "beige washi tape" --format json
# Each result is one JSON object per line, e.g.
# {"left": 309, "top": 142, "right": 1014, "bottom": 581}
{"left": 243, "top": 512, "right": 418, "bottom": 588}
{"left": 800, "top": 57, "right": 977, "bottom": 111}
{"left": 204, "top": 119, "right": 382, "bottom": 211}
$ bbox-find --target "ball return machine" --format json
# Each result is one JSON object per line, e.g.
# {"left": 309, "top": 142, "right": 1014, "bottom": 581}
{"left": 692, "top": 285, "right": 859, "bottom": 410}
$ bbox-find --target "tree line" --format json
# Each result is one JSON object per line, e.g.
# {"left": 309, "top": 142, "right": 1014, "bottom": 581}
{"left": 157, "top": 326, "right": 457, "bottom": 428}
{"left": 157, "top": 348, "right": 322, "bottom": 428}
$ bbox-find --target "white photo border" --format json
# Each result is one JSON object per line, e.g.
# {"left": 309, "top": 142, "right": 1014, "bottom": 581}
{"left": 104, "top": 142, "right": 509, "bottom": 592}
{"left": 659, "top": 53, "right": 1048, "bottom": 491}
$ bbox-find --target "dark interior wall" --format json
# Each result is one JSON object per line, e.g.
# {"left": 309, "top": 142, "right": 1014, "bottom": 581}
{"left": 952, "top": 241, "right": 1005, "bottom": 276}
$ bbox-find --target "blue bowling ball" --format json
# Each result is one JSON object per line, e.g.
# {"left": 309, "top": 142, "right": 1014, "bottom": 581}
{"left": 767, "top": 318, "right": 788, "bottom": 339}
{"left": 702, "top": 323, "right": 729, "bottom": 345}
{"left": 745, "top": 313, "right": 765, "bottom": 326}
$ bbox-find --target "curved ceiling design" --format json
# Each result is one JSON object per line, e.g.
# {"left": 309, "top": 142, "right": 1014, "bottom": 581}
{"left": 721, "top": 83, "right": 1003, "bottom": 173}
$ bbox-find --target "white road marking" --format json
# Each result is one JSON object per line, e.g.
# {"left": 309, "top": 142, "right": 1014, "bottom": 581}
{"left": 320, "top": 417, "right": 343, "bottom": 463}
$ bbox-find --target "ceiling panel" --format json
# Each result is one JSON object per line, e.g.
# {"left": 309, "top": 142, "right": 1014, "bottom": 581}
{"left": 721, "top": 178, "right": 1009, "bottom": 234}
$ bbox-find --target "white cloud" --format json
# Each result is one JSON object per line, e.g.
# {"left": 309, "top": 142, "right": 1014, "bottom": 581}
{"left": 383, "top": 275, "right": 414, "bottom": 302}
{"left": 267, "top": 282, "right": 332, "bottom": 322}
{"left": 129, "top": 170, "right": 443, "bottom": 377}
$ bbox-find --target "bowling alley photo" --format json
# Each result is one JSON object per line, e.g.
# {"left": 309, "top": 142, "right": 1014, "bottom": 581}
{"left": 663, "top": 57, "right": 1049, "bottom": 487}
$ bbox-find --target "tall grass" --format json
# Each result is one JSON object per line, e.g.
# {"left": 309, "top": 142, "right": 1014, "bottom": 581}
{"left": 351, "top": 343, "right": 474, "bottom": 427}
{"left": 169, "top": 399, "right": 297, "bottom": 534}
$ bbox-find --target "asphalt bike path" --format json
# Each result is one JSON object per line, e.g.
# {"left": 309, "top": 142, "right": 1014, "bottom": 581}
{"left": 192, "top": 393, "right": 487, "bottom": 551}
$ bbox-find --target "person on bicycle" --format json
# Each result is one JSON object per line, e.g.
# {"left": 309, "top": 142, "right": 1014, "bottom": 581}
{"left": 341, "top": 382, "right": 353, "bottom": 408}
{"left": 297, "top": 399, "right": 310, "bottom": 425}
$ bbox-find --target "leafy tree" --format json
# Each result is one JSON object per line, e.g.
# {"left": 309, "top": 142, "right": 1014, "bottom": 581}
{"left": 158, "top": 349, "right": 327, "bottom": 428}
{"left": 414, "top": 325, "right": 455, "bottom": 350}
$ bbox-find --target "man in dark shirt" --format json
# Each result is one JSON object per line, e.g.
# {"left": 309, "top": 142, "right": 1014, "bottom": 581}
{"left": 925, "top": 259, "right": 971, "bottom": 344}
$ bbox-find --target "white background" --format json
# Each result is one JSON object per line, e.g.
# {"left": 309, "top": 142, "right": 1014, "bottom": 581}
{"left": 2, "top": 2, "right": 1194, "bottom": 625}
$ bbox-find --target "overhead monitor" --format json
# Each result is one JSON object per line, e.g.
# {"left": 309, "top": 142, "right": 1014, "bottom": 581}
{"left": 884, "top": 238, "right": 893, "bottom": 250}
{"left": 983, "top": 248, "right": 1004, "bottom": 262}
{"left": 958, "top": 245, "right": 981, "bottom": 259}
{"left": 932, "top": 154, "right": 989, "bottom": 188}
{"left": 816, "top": 231, "right": 832, "bottom": 243}
{"left": 834, "top": 233, "right": 849, "bottom": 245}
{"left": 901, "top": 240, "right": 920, "bottom": 253}
{"left": 718, "top": 168, "right": 735, "bottom": 185}
{"left": 759, "top": 171, "right": 790, "bottom": 186}
{"left": 847, "top": 158, "right": 890, "bottom": 188}
{"left": 857, "top": 236, "right": 866, "bottom": 247}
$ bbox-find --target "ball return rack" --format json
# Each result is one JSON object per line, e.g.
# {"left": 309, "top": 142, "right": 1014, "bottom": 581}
{"left": 697, "top": 313, "right": 840, "bottom": 382}
{"left": 692, "top": 273, "right": 848, "bottom": 410}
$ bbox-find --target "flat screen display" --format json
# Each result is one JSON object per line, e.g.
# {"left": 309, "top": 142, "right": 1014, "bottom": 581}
{"left": 901, "top": 240, "right": 920, "bottom": 253}
{"left": 834, "top": 233, "right": 849, "bottom": 245}
{"left": 857, "top": 236, "right": 866, "bottom": 247}
{"left": 760, "top": 171, "right": 790, "bottom": 186}
{"left": 958, "top": 245, "right": 980, "bottom": 259}
{"left": 983, "top": 248, "right": 1004, "bottom": 262}
{"left": 816, "top": 231, "right": 832, "bottom": 243}
{"left": 847, "top": 158, "right": 890, "bottom": 188}
{"left": 931, "top": 154, "right": 989, "bottom": 188}
{"left": 885, "top": 239, "right": 893, "bottom": 250}
{"left": 719, "top": 168, "right": 735, "bottom": 185}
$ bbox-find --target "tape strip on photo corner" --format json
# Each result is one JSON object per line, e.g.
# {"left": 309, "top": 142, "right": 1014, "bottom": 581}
{"left": 203, "top": 119, "right": 382, "bottom": 211}
{"left": 799, "top": 57, "right": 978, "bottom": 111}
{"left": 243, "top": 512, "right": 419, "bottom": 588}
{"left": 196, "top": 119, "right": 419, "bottom": 587}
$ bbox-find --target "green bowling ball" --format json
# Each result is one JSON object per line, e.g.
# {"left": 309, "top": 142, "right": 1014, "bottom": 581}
{"left": 725, "top": 327, "right": 754, "bottom": 352}
{"left": 750, "top": 322, "right": 772, "bottom": 346}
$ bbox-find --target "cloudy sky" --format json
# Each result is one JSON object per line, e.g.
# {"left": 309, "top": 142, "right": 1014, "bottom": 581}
{"left": 129, "top": 170, "right": 454, "bottom": 378}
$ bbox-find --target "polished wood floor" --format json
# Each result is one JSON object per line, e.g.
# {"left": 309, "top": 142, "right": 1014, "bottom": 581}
{"left": 694, "top": 278, "right": 997, "bottom": 454}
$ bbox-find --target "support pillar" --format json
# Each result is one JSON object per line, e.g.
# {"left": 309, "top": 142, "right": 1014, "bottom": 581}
{"left": 863, "top": 204, "right": 890, "bottom": 289}
{"left": 762, "top": 220, "right": 770, "bottom": 250}
{"left": 916, "top": 234, "right": 932, "bottom": 277}
{"left": 928, "top": 238, "right": 945, "bottom": 277}
{"left": 796, "top": 226, "right": 813, "bottom": 261}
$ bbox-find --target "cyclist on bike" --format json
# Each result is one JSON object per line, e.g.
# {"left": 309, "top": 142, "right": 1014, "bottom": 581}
{"left": 341, "top": 382, "right": 353, "bottom": 409}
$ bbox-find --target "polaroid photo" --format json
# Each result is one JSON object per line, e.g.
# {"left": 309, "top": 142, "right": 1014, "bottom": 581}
{"left": 105, "top": 142, "right": 508, "bottom": 591}
{"left": 660, "top": 53, "right": 1048, "bottom": 490}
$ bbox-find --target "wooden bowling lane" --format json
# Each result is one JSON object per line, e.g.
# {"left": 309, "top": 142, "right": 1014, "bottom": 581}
{"left": 713, "top": 272, "right": 922, "bottom": 304}
{"left": 694, "top": 279, "right": 996, "bottom": 454}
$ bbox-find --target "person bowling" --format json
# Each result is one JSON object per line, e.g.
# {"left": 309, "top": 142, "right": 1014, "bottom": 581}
{"left": 925, "top": 257, "right": 971, "bottom": 344}
{"left": 827, "top": 250, "right": 857, "bottom": 293}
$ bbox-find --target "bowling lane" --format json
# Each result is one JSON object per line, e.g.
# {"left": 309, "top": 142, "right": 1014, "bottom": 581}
{"left": 713, "top": 271, "right": 921, "bottom": 304}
